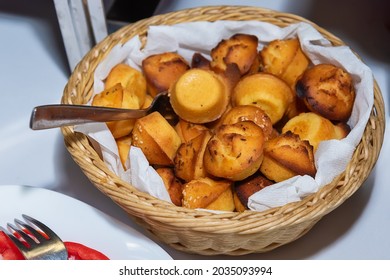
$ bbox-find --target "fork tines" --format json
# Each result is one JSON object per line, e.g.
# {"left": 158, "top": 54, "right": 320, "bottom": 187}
{"left": 0, "top": 214, "right": 68, "bottom": 260}
{"left": 6, "top": 215, "right": 48, "bottom": 247}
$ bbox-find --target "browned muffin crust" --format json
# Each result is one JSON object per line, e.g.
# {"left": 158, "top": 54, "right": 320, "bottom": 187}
{"left": 234, "top": 173, "right": 273, "bottom": 210}
{"left": 210, "top": 33, "right": 259, "bottom": 75}
{"left": 260, "top": 131, "right": 316, "bottom": 182}
{"left": 204, "top": 121, "right": 265, "bottom": 181}
{"left": 142, "top": 52, "right": 190, "bottom": 97}
{"left": 297, "top": 63, "right": 355, "bottom": 122}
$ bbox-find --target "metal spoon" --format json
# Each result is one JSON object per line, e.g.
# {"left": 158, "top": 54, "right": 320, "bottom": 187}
{"left": 30, "top": 91, "right": 176, "bottom": 130}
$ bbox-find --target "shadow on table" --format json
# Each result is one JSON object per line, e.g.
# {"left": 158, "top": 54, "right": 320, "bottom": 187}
{"left": 0, "top": 0, "right": 69, "bottom": 76}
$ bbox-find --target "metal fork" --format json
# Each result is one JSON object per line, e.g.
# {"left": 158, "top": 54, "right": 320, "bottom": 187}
{"left": 0, "top": 214, "right": 68, "bottom": 260}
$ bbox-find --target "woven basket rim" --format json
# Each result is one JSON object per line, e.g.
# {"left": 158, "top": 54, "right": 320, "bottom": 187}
{"left": 60, "top": 5, "right": 385, "bottom": 253}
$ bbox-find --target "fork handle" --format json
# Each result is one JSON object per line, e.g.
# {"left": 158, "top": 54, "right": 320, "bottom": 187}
{"left": 30, "top": 104, "right": 149, "bottom": 130}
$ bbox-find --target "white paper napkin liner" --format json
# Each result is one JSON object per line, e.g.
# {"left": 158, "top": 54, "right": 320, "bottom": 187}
{"left": 74, "top": 123, "right": 171, "bottom": 202}
{"left": 74, "top": 122, "right": 126, "bottom": 178}
{"left": 74, "top": 20, "right": 373, "bottom": 212}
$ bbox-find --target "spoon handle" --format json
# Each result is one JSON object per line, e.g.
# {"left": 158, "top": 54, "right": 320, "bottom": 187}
{"left": 30, "top": 104, "right": 148, "bottom": 130}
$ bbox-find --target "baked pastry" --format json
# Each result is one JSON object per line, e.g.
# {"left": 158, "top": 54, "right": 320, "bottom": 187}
{"left": 115, "top": 135, "right": 132, "bottom": 169}
{"left": 273, "top": 96, "right": 310, "bottom": 133}
{"left": 334, "top": 122, "right": 351, "bottom": 139}
{"left": 169, "top": 68, "right": 230, "bottom": 123}
{"left": 234, "top": 173, "right": 273, "bottom": 212}
{"left": 113, "top": 88, "right": 143, "bottom": 138}
{"left": 233, "top": 192, "right": 247, "bottom": 212}
{"left": 92, "top": 83, "right": 123, "bottom": 108}
{"left": 106, "top": 120, "right": 137, "bottom": 139}
{"left": 141, "top": 94, "right": 154, "bottom": 109}
{"left": 155, "top": 167, "right": 183, "bottom": 206}
{"left": 260, "top": 131, "right": 316, "bottom": 182}
{"left": 174, "top": 130, "right": 212, "bottom": 182}
{"left": 285, "top": 94, "right": 309, "bottom": 120}
{"left": 296, "top": 63, "right": 356, "bottom": 122}
{"left": 232, "top": 73, "right": 294, "bottom": 124}
{"left": 182, "top": 177, "right": 234, "bottom": 211}
{"left": 220, "top": 105, "right": 273, "bottom": 141}
{"left": 210, "top": 33, "right": 259, "bottom": 76}
{"left": 260, "top": 38, "right": 309, "bottom": 88}
{"left": 269, "top": 128, "right": 280, "bottom": 140}
{"left": 174, "top": 119, "right": 209, "bottom": 143}
{"left": 204, "top": 121, "right": 265, "bottom": 181}
{"left": 191, "top": 52, "right": 211, "bottom": 70}
{"left": 206, "top": 186, "right": 235, "bottom": 212}
{"left": 260, "top": 38, "right": 310, "bottom": 120}
{"left": 95, "top": 63, "right": 146, "bottom": 138}
{"left": 142, "top": 52, "right": 190, "bottom": 97}
{"left": 132, "top": 111, "right": 182, "bottom": 166}
{"left": 282, "top": 112, "right": 339, "bottom": 151}
{"left": 215, "top": 63, "right": 242, "bottom": 93}
{"left": 246, "top": 50, "right": 262, "bottom": 75}
{"left": 104, "top": 63, "right": 147, "bottom": 106}
{"left": 92, "top": 83, "right": 140, "bottom": 138}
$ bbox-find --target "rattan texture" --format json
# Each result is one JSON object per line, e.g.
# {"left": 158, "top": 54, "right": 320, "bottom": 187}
{"left": 60, "top": 6, "right": 385, "bottom": 255}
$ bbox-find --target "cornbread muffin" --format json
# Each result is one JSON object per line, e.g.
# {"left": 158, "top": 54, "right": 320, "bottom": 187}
{"left": 141, "top": 94, "right": 154, "bottom": 109}
{"left": 206, "top": 186, "right": 235, "bottom": 212}
{"left": 216, "top": 63, "right": 242, "bottom": 92}
{"left": 204, "top": 121, "right": 265, "bottom": 181}
{"left": 106, "top": 118, "right": 136, "bottom": 139}
{"left": 282, "top": 112, "right": 340, "bottom": 151}
{"left": 92, "top": 83, "right": 140, "bottom": 138}
{"left": 220, "top": 105, "right": 273, "bottom": 141}
{"left": 246, "top": 50, "right": 262, "bottom": 75}
{"left": 334, "top": 122, "right": 351, "bottom": 139}
{"left": 92, "top": 83, "right": 123, "bottom": 108}
{"left": 169, "top": 68, "right": 230, "bottom": 123}
{"left": 142, "top": 52, "right": 190, "bottom": 97}
{"left": 269, "top": 128, "right": 280, "bottom": 140}
{"left": 210, "top": 33, "right": 259, "bottom": 75}
{"left": 174, "top": 130, "right": 212, "bottom": 182}
{"left": 260, "top": 38, "right": 309, "bottom": 88}
{"left": 285, "top": 94, "right": 309, "bottom": 120}
{"left": 104, "top": 63, "right": 147, "bottom": 106}
{"left": 174, "top": 119, "right": 209, "bottom": 143}
{"left": 260, "top": 131, "right": 316, "bottom": 182}
{"left": 234, "top": 174, "right": 273, "bottom": 212}
{"left": 115, "top": 135, "right": 132, "bottom": 168}
{"left": 156, "top": 167, "right": 183, "bottom": 207}
{"left": 132, "top": 111, "right": 181, "bottom": 166}
{"left": 182, "top": 177, "right": 234, "bottom": 211}
{"left": 191, "top": 52, "right": 211, "bottom": 70}
{"left": 297, "top": 63, "right": 356, "bottom": 122}
{"left": 233, "top": 192, "right": 247, "bottom": 212}
{"left": 232, "top": 73, "right": 294, "bottom": 124}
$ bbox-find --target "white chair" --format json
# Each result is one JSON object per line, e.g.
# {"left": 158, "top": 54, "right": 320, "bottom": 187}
{"left": 53, "top": 0, "right": 109, "bottom": 71}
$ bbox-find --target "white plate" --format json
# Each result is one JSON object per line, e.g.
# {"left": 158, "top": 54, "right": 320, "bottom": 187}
{"left": 0, "top": 185, "right": 172, "bottom": 260}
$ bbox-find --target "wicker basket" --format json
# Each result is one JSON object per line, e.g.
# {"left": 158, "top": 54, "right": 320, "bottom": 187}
{"left": 61, "top": 6, "right": 385, "bottom": 256}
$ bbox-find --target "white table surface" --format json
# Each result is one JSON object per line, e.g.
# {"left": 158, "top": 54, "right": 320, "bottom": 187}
{"left": 0, "top": 0, "right": 389, "bottom": 260}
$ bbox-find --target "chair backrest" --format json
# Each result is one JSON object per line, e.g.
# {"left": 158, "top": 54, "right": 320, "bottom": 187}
{"left": 53, "top": 0, "right": 108, "bottom": 71}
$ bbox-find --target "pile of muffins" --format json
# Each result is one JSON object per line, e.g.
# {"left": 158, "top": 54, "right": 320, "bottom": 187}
{"left": 91, "top": 33, "right": 355, "bottom": 212}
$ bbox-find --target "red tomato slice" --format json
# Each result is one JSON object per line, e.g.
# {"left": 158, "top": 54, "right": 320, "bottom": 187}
{"left": 0, "top": 231, "right": 25, "bottom": 260}
{"left": 1, "top": 231, "right": 109, "bottom": 260}
{"left": 64, "top": 241, "right": 109, "bottom": 260}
